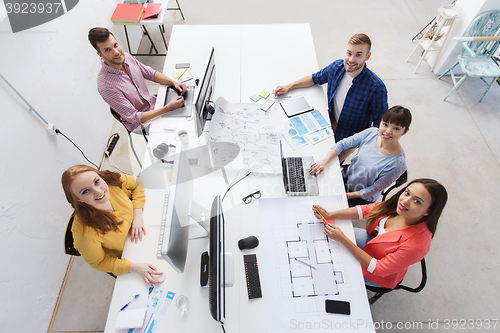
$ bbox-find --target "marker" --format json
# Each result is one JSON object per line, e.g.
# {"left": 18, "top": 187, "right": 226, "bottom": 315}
{"left": 313, "top": 205, "right": 329, "bottom": 225}
{"left": 294, "top": 258, "right": 317, "bottom": 270}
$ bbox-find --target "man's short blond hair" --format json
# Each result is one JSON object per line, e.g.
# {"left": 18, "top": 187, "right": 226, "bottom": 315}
{"left": 348, "top": 33, "right": 371, "bottom": 53}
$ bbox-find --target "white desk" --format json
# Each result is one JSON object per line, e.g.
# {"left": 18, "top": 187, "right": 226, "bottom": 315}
{"left": 104, "top": 24, "right": 374, "bottom": 333}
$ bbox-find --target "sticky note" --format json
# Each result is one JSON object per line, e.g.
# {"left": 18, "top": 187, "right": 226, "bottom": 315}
{"left": 172, "top": 72, "right": 182, "bottom": 79}
{"left": 259, "top": 90, "right": 271, "bottom": 99}
{"left": 250, "top": 94, "right": 262, "bottom": 102}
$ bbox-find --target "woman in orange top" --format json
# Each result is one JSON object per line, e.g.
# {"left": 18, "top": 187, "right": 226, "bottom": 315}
{"left": 62, "top": 165, "right": 163, "bottom": 283}
{"left": 313, "top": 178, "right": 447, "bottom": 289}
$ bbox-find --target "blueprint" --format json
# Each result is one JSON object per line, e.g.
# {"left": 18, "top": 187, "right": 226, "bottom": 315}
{"left": 208, "top": 97, "right": 282, "bottom": 173}
{"left": 258, "top": 195, "right": 374, "bottom": 332}
{"left": 288, "top": 222, "right": 344, "bottom": 297}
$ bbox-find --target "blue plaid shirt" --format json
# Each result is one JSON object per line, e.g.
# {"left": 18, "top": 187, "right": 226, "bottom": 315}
{"left": 312, "top": 60, "right": 388, "bottom": 142}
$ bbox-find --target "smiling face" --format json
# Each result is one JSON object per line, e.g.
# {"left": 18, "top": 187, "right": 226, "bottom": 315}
{"left": 396, "top": 183, "right": 432, "bottom": 224}
{"left": 96, "top": 34, "right": 125, "bottom": 68}
{"left": 344, "top": 43, "right": 371, "bottom": 77}
{"left": 70, "top": 171, "right": 111, "bottom": 210}
{"left": 378, "top": 121, "right": 407, "bottom": 143}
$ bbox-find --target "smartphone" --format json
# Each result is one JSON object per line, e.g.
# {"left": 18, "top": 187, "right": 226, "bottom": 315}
{"left": 175, "top": 63, "right": 190, "bottom": 69}
{"left": 325, "top": 299, "right": 351, "bottom": 315}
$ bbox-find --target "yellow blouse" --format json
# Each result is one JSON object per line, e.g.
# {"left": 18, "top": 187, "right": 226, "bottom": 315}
{"left": 72, "top": 174, "right": 145, "bottom": 275}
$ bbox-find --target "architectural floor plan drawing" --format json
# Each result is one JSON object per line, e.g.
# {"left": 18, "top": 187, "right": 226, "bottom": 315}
{"left": 208, "top": 97, "right": 281, "bottom": 173}
{"left": 259, "top": 196, "right": 374, "bottom": 332}
{"left": 287, "top": 222, "right": 344, "bottom": 298}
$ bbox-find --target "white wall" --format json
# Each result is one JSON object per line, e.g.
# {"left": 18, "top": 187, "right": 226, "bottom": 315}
{"left": 0, "top": 1, "right": 142, "bottom": 331}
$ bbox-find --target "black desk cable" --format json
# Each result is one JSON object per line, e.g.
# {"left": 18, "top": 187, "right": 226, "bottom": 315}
{"left": 221, "top": 171, "right": 252, "bottom": 203}
{"left": 56, "top": 128, "right": 98, "bottom": 168}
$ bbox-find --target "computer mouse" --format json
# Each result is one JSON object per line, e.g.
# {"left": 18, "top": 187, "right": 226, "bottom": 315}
{"left": 151, "top": 274, "right": 165, "bottom": 283}
{"left": 238, "top": 236, "right": 259, "bottom": 250}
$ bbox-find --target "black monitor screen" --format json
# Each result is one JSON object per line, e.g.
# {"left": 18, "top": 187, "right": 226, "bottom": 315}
{"left": 194, "top": 47, "right": 216, "bottom": 137}
{"left": 209, "top": 194, "right": 225, "bottom": 323}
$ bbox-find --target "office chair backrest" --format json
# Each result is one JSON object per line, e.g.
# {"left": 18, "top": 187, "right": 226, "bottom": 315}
{"left": 395, "top": 258, "right": 427, "bottom": 293}
{"left": 64, "top": 213, "right": 81, "bottom": 256}
{"left": 381, "top": 170, "right": 408, "bottom": 201}
{"left": 366, "top": 257, "right": 427, "bottom": 304}
{"left": 110, "top": 108, "right": 148, "bottom": 142}
{"left": 110, "top": 109, "right": 130, "bottom": 134}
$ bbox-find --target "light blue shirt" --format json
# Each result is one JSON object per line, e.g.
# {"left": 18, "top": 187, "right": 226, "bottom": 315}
{"left": 334, "top": 127, "right": 406, "bottom": 202}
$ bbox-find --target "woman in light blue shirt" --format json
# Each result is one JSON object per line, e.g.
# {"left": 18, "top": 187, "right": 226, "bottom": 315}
{"left": 310, "top": 106, "right": 411, "bottom": 207}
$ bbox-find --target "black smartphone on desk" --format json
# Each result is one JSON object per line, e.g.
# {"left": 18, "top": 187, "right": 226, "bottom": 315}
{"left": 325, "top": 299, "right": 351, "bottom": 315}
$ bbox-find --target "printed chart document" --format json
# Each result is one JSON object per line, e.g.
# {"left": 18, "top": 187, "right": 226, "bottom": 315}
{"left": 258, "top": 196, "right": 375, "bottom": 332}
{"left": 117, "top": 289, "right": 177, "bottom": 333}
{"left": 282, "top": 110, "right": 333, "bottom": 150}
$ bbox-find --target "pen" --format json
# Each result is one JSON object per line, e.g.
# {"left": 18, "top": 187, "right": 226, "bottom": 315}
{"left": 294, "top": 258, "right": 317, "bottom": 270}
{"left": 277, "top": 87, "right": 289, "bottom": 93}
{"left": 178, "top": 68, "right": 188, "bottom": 79}
{"left": 313, "top": 205, "right": 329, "bottom": 225}
{"left": 120, "top": 293, "right": 140, "bottom": 311}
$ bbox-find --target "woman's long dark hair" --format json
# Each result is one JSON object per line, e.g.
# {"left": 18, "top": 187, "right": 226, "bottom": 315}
{"left": 364, "top": 178, "right": 448, "bottom": 237}
{"left": 62, "top": 165, "right": 123, "bottom": 234}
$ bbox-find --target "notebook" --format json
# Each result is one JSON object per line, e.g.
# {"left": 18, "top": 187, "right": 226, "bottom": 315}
{"left": 162, "top": 86, "right": 195, "bottom": 117}
{"left": 280, "top": 141, "right": 319, "bottom": 196}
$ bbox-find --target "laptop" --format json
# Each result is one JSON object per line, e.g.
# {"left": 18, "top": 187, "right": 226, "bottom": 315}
{"left": 162, "top": 85, "right": 195, "bottom": 117}
{"left": 280, "top": 141, "right": 319, "bottom": 196}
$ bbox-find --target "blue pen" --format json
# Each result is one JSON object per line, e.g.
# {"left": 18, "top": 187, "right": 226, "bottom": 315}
{"left": 120, "top": 293, "right": 140, "bottom": 311}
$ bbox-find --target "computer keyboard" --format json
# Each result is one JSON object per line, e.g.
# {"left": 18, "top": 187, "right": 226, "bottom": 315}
{"left": 157, "top": 193, "right": 169, "bottom": 259}
{"left": 287, "top": 157, "right": 307, "bottom": 192}
{"left": 244, "top": 254, "right": 262, "bottom": 299}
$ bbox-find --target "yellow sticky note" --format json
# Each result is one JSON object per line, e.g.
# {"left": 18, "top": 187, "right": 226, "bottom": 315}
{"left": 173, "top": 72, "right": 182, "bottom": 79}
{"left": 259, "top": 90, "right": 270, "bottom": 99}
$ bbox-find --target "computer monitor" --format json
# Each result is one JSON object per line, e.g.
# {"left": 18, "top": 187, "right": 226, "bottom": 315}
{"left": 160, "top": 144, "right": 193, "bottom": 273}
{"left": 193, "top": 47, "right": 216, "bottom": 137}
{"left": 208, "top": 195, "right": 225, "bottom": 324}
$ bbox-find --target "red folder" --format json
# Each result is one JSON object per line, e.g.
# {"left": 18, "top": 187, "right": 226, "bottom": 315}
{"left": 143, "top": 3, "right": 162, "bottom": 19}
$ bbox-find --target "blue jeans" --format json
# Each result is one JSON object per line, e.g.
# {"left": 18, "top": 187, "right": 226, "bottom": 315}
{"left": 354, "top": 227, "right": 382, "bottom": 288}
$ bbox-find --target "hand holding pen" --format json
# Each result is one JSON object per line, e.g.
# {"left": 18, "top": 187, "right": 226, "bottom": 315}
{"left": 313, "top": 205, "right": 334, "bottom": 225}
{"left": 273, "top": 85, "right": 290, "bottom": 97}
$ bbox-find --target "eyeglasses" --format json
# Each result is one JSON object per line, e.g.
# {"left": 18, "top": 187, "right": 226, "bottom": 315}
{"left": 242, "top": 190, "right": 261, "bottom": 204}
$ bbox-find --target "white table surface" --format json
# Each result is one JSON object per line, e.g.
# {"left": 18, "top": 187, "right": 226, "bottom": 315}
{"left": 104, "top": 24, "right": 374, "bottom": 333}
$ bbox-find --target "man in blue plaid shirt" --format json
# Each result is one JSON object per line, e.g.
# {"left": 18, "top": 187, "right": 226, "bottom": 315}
{"left": 275, "top": 33, "right": 388, "bottom": 149}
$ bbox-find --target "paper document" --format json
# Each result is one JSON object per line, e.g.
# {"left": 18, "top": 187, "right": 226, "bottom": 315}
{"left": 209, "top": 97, "right": 282, "bottom": 173}
{"left": 115, "top": 290, "right": 149, "bottom": 329}
{"left": 282, "top": 110, "right": 333, "bottom": 150}
{"left": 127, "top": 289, "right": 176, "bottom": 333}
{"left": 257, "top": 196, "right": 375, "bottom": 332}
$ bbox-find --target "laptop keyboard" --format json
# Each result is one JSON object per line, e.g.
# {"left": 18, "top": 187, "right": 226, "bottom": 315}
{"left": 287, "top": 157, "right": 307, "bottom": 193}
